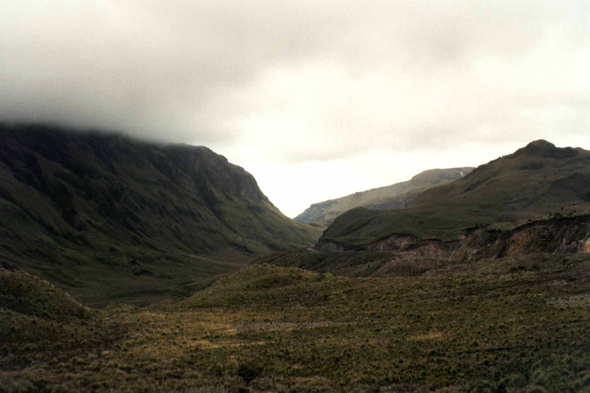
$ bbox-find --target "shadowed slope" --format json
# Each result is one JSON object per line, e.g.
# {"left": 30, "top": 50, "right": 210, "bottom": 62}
{"left": 0, "top": 123, "right": 321, "bottom": 304}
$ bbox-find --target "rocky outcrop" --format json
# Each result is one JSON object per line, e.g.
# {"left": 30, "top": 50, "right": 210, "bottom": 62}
{"left": 366, "top": 234, "right": 418, "bottom": 251}
{"left": 455, "top": 215, "right": 590, "bottom": 260}
{"left": 319, "top": 215, "right": 590, "bottom": 263}
{"left": 291, "top": 215, "right": 590, "bottom": 278}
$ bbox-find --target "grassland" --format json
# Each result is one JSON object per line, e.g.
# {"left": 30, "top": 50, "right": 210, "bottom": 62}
{"left": 2, "top": 252, "right": 589, "bottom": 392}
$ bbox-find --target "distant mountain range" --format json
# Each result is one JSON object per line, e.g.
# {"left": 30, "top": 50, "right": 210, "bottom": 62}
{"left": 0, "top": 123, "right": 321, "bottom": 305}
{"left": 294, "top": 167, "right": 473, "bottom": 225}
{"left": 321, "top": 140, "right": 590, "bottom": 248}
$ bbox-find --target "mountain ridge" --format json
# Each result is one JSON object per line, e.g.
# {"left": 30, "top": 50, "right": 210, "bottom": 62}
{"left": 0, "top": 123, "right": 321, "bottom": 305}
{"left": 294, "top": 167, "right": 473, "bottom": 225}
{"left": 320, "top": 140, "right": 590, "bottom": 248}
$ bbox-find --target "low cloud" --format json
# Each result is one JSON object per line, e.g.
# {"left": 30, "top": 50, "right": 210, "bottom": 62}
{"left": 1, "top": 1, "right": 589, "bottom": 215}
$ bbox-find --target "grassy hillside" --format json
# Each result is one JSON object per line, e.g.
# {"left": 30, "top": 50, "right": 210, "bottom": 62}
{"left": 2, "top": 257, "right": 589, "bottom": 391}
{"left": 0, "top": 268, "right": 92, "bottom": 321}
{"left": 322, "top": 140, "right": 590, "bottom": 246}
{"left": 0, "top": 268, "right": 105, "bottom": 363}
{"left": 0, "top": 123, "right": 321, "bottom": 305}
{"left": 294, "top": 167, "right": 473, "bottom": 225}
{"left": 253, "top": 249, "right": 444, "bottom": 277}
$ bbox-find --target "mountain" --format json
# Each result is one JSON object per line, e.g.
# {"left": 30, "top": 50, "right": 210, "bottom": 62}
{"left": 0, "top": 123, "right": 321, "bottom": 305}
{"left": 294, "top": 167, "right": 473, "bottom": 225}
{"left": 320, "top": 140, "right": 590, "bottom": 248}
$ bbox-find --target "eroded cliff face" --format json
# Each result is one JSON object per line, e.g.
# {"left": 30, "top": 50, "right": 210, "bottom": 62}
{"left": 456, "top": 216, "right": 590, "bottom": 260}
{"left": 367, "top": 234, "right": 418, "bottom": 252}
{"left": 255, "top": 215, "right": 590, "bottom": 279}
{"left": 318, "top": 215, "right": 590, "bottom": 263}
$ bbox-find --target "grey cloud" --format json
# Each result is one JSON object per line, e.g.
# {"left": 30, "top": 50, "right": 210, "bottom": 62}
{"left": 0, "top": 0, "right": 588, "bottom": 158}
{"left": 0, "top": 1, "right": 344, "bottom": 141}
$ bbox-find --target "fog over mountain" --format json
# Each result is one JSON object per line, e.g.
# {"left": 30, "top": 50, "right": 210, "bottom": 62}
{"left": 1, "top": 0, "right": 589, "bottom": 216}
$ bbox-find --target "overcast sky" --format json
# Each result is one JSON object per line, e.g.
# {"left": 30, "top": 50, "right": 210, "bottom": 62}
{"left": 1, "top": 1, "right": 589, "bottom": 217}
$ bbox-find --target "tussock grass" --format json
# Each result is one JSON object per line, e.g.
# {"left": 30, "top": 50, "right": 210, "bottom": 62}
{"left": 0, "top": 269, "right": 92, "bottom": 321}
{"left": 2, "top": 254, "right": 589, "bottom": 392}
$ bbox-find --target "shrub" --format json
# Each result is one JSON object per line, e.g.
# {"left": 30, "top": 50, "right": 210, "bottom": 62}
{"left": 237, "top": 362, "right": 263, "bottom": 383}
{"left": 526, "top": 386, "right": 547, "bottom": 393}
{"left": 500, "top": 374, "right": 527, "bottom": 389}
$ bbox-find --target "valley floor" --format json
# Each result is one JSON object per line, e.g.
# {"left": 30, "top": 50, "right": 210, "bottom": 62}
{"left": 1, "top": 254, "right": 590, "bottom": 392}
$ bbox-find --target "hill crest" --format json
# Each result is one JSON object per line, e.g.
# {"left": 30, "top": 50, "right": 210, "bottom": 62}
{"left": 321, "top": 140, "right": 590, "bottom": 247}
{"left": 295, "top": 167, "right": 473, "bottom": 225}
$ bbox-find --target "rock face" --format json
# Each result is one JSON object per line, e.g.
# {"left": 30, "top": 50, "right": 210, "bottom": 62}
{"left": 260, "top": 215, "right": 590, "bottom": 278}
{"left": 294, "top": 167, "right": 473, "bottom": 225}
{"left": 456, "top": 215, "right": 590, "bottom": 260}
{"left": 318, "top": 215, "right": 590, "bottom": 261}
{"left": 0, "top": 123, "right": 321, "bottom": 304}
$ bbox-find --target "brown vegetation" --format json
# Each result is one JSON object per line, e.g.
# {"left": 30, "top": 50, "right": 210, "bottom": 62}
{"left": 2, "top": 253, "right": 589, "bottom": 392}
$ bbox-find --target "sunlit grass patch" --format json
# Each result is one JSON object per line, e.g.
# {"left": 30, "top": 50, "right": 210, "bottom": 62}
{"left": 407, "top": 331, "right": 444, "bottom": 341}
{"left": 549, "top": 293, "right": 590, "bottom": 308}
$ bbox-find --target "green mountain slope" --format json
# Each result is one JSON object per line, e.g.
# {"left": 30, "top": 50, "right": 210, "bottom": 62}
{"left": 321, "top": 140, "right": 590, "bottom": 247}
{"left": 294, "top": 167, "right": 473, "bottom": 225}
{"left": 0, "top": 123, "right": 321, "bottom": 305}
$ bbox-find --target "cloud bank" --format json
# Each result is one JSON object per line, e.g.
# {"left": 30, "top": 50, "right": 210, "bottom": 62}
{"left": 1, "top": 0, "right": 589, "bottom": 215}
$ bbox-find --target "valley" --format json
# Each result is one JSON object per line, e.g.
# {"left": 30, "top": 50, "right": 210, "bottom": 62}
{"left": 0, "top": 124, "right": 321, "bottom": 305}
{"left": 1, "top": 128, "right": 590, "bottom": 392}
{"left": 2, "top": 1, "right": 588, "bottom": 391}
